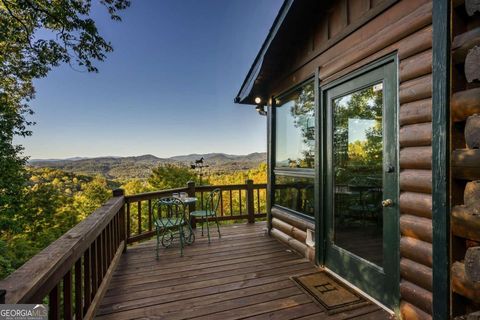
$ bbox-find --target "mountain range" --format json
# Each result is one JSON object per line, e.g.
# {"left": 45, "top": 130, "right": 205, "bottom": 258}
{"left": 29, "top": 152, "right": 267, "bottom": 180}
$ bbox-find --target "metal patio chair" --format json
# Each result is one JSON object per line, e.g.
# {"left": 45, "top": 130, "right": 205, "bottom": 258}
{"left": 190, "top": 188, "right": 221, "bottom": 243}
{"left": 153, "top": 197, "right": 193, "bottom": 259}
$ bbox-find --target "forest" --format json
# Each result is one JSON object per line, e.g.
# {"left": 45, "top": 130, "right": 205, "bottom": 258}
{"left": 0, "top": 162, "right": 267, "bottom": 280}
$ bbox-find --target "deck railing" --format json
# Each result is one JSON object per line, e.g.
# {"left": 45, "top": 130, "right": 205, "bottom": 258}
{"left": 0, "top": 180, "right": 266, "bottom": 319}
{"left": 125, "top": 180, "right": 267, "bottom": 243}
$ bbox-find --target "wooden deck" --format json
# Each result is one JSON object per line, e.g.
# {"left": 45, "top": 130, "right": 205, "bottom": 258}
{"left": 95, "top": 222, "right": 391, "bottom": 320}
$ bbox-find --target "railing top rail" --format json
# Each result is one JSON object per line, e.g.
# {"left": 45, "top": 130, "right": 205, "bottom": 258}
{"left": 0, "top": 195, "right": 124, "bottom": 304}
{"left": 195, "top": 183, "right": 267, "bottom": 191}
{"left": 124, "top": 187, "right": 188, "bottom": 202}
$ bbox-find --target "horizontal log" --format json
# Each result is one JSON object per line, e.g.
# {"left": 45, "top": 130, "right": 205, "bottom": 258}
{"left": 321, "top": 25, "right": 433, "bottom": 85}
{"left": 451, "top": 88, "right": 480, "bottom": 122}
{"left": 400, "top": 170, "right": 432, "bottom": 193}
{"left": 400, "top": 236, "right": 433, "bottom": 267}
{"left": 465, "top": 181, "right": 480, "bottom": 206}
{"left": 400, "top": 214, "right": 432, "bottom": 243}
{"left": 400, "top": 280, "right": 432, "bottom": 314}
{"left": 271, "top": 218, "right": 307, "bottom": 243}
{"left": 400, "top": 147, "right": 432, "bottom": 169}
{"left": 465, "top": 246, "right": 480, "bottom": 283}
{"left": 399, "top": 74, "right": 432, "bottom": 104}
{"left": 400, "top": 301, "right": 432, "bottom": 320}
{"left": 306, "top": 246, "right": 315, "bottom": 262}
{"left": 452, "top": 27, "right": 480, "bottom": 64}
{"left": 400, "top": 192, "right": 432, "bottom": 218}
{"left": 271, "top": 207, "right": 315, "bottom": 231}
{"left": 400, "top": 258, "right": 433, "bottom": 291}
{"left": 400, "top": 99, "right": 432, "bottom": 126}
{"left": 398, "top": 25, "right": 433, "bottom": 60}
{"left": 270, "top": 228, "right": 308, "bottom": 258}
{"left": 465, "top": 46, "right": 480, "bottom": 83}
{"left": 452, "top": 149, "right": 480, "bottom": 180}
{"left": 400, "top": 123, "right": 432, "bottom": 147}
{"left": 400, "top": 50, "right": 432, "bottom": 82}
{"left": 465, "top": 114, "right": 480, "bottom": 149}
{"left": 467, "top": 239, "right": 480, "bottom": 249}
{"left": 452, "top": 202, "right": 480, "bottom": 242}
{"left": 320, "top": 2, "right": 432, "bottom": 80}
{"left": 452, "top": 261, "right": 480, "bottom": 303}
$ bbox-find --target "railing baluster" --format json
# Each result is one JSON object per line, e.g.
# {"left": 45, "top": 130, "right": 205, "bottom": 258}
{"left": 63, "top": 270, "right": 73, "bottom": 320}
{"left": 148, "top": 199, "right": 153, "bottom": 231}
{"left": 83, "top": 247, "right": 91, "bottom": 314}
{"left": 97, "top": 235, "right": 103, "bottom": 283}
{"left": 256, "top": 188, "right": 260, "bottom": 214}
{"left": 102, "top": 229, "right": 107, "bottom": 276}
{"left": 75, "top": 259, "right": 82, "bottom": 320}
{"left": 220, "top": 191, "right": 224, "bottom": 216}
{"left": 239, "top": 189, "right": 242, "bottom": 214}
{"left": 229, "top": 190, "right": 233, "bottom": 215}
{"left": 49, "top": 284, "right": 60, "bottom": 320}
{"left": 126, "top": 201, "right": 131, "bottom": 239}
{"left": 107, "top": 225, "right": 112, "bottom": 269}
{"left": 91, "top": 241, "right": 97, "bottom": 298}
{"left": 137, "top": 201, "right": 142, "bottom": 235}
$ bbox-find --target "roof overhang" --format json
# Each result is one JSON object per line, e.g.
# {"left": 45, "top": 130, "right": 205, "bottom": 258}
{"left": 234, "top": 0, "right": 294, "bottom": 106}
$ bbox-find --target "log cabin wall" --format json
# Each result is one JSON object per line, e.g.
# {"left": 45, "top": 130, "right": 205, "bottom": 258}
{"left": 265, "top": 1, "right": 435, "bottom": 318}
{"left": 450, "top": 0, "right": 480, "bottom": 317}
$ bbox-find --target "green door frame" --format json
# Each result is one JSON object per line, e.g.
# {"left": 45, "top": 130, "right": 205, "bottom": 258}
{"left": 316, "top": 54, "right": 400, "bottom": 310}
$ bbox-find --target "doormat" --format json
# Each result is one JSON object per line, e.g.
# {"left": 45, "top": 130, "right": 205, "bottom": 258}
{"left": 291, "top": 271, "right": 369, "bottom": 314}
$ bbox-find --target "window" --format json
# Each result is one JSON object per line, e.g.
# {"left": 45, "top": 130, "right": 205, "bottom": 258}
{"left": 274, "top": 175, "right": 314, "bottom": 218}
{"left": 275, "top": 82, "right": 315, "bottom": 168}
{"left": 273, "top": 80, "right": 315, "bottom": 219}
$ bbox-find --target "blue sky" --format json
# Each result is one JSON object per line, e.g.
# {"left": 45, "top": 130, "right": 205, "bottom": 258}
{"left": 16, "top": 0, "right": 282, "bottom": 159}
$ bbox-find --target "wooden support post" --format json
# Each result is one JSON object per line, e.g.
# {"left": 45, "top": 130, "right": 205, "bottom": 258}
{"left": 432, "top": 0, "right": 451, "bottom": 318}
{"left": 246, "top": 179, "right": 255, "bottom": 223}
{"left": 187, "top": 181, "right": 196, "bottom": 229}
{"left": 113, "top": 189, "right": 127, "bottom": 252}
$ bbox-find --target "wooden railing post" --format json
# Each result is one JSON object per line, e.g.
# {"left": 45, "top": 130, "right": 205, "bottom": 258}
{"left": 187, "top": 181, "right": 197, "bottom": 229}
{"left": 246, "top": 179, "right": 255, "bottom": 224}
{"left": 112, "top": 189, "right": 127, "bottom": 252}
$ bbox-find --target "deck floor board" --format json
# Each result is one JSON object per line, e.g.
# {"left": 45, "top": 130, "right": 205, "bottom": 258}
{"left": 96, "top": 222, "right": 391, "bottom": 320}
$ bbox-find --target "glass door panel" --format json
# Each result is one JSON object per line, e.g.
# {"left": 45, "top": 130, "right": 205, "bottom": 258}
{"left": 333, "top": 84, "right": 384, "bottom": 268}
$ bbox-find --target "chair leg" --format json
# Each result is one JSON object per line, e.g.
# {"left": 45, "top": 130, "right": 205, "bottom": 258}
{"left": 201, "top": 218, "right": 204, "bottom": 236}
{"left": 206, "top": 215, "right": 210, "bottom": 244}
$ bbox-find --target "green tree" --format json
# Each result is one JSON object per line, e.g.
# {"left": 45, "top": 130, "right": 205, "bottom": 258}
{"left": 148, "top": 164, "right": 199, "bottom": 190}
{"left": 0, "top": 0, "right": 130, "bottom": 237}
{"left": 73, "top": 176, "right": 111, "bottom": 219}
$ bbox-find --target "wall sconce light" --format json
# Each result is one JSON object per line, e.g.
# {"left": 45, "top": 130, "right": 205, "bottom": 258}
{"left": 254, "top": 97, "right": 262, "bottom": 104}
{"left": 255, "top": 105, "right": 267, "bottom": 116}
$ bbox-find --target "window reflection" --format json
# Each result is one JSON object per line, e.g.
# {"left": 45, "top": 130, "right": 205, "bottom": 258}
{"left": 333, "top": 83, "right": 384, "bottom": 267}
{"left": 275, "top": 82, "right": 315, "bottom": 168}
{"left": 274, "top": 175, "right": 314, "bottom": 218}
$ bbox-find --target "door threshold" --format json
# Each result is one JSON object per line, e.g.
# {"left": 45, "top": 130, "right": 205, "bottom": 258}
{"left": 320, "top": 266, "right": 396, "bottom": 317}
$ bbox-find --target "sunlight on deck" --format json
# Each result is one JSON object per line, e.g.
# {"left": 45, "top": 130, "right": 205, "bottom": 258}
{"left": 96, "top": 222, "right": 390, "bottom": 320}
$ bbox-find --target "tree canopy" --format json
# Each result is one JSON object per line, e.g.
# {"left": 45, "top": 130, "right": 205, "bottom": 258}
{"left": 0, "top": 0, "right": 130, "bottom": 252}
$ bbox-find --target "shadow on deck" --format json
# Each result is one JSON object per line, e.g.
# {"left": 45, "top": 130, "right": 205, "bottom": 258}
{"left": 96, "top": 222, "right": 390, "bottom": 320}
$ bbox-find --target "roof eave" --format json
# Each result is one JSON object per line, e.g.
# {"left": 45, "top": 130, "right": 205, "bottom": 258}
{"left": 234, "top": 0, "right": 294, "bottom": 105}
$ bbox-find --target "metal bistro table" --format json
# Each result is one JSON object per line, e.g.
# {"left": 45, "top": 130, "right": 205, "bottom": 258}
{"left": 176, "top": 195, "right": 197, "bottom": 245}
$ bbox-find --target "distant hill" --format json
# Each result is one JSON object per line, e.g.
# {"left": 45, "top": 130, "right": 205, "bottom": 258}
{"left": 29, "top": 152, "right": 267, "bottom": 180}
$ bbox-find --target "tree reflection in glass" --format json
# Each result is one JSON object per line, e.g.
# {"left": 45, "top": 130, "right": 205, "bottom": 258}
{"left": 332, "top": 83, "right": 384, "bottom": 267}
{"left": 275, "top": 82, "right": 315, "bottom": 168}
